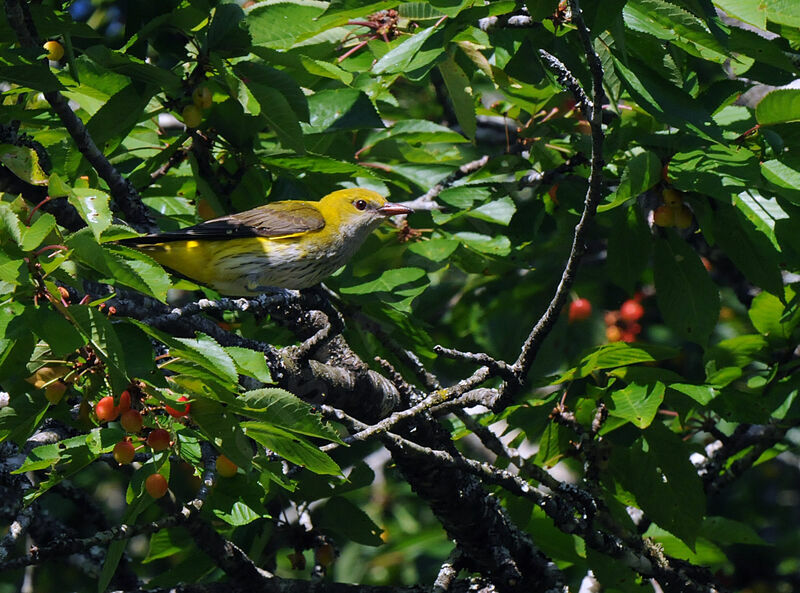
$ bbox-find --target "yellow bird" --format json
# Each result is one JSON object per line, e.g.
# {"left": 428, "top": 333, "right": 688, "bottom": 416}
{"left": 123, "top": 188, "right": 412, "bottom": 296}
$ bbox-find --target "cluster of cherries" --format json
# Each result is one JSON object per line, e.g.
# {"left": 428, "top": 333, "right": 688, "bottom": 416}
{"left": 569, "top": 294, "right": 646, "bottom": 343}
{"left": 96, "top": 390, "right": 236, "bottom": 498}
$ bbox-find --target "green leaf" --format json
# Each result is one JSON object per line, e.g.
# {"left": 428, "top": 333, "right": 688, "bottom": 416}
{"left": 438, "top": 55, "right": 476, "bottom": 141}
{"left": 715, "top": 0, "right": 766, "bottom": 28}
{"left": 468, "top": 196, "right": 516, "bottom": 225}
{"left": 0, "top": 144, "right": 49, "bottom": 186}
{"left": 606, "top": 205, "right": 652, "bottom": 293}
{"left": 749, "top": 288, "right": 800, "bottom": 339}
{"left": 21, "top": 213, "right": 56, "bottom": 251}
{"left": 670, "top": 383, "right": 718, "bottom": 405}
{"left": 235, "top": 388, "right": 343, "bottom": 442}
{"left": 207, "top": 3, "right": 251, "bottom": 55}
{"left": 611, "top": 423, "right": 705, "bottom": 548}
{"left": 609, "top": 381, "right": 665, "bottom": 428}
{"left": 234, "top": 63, "right": 305, "bottom": 153}
{"left": 246, "top": 1, "right": 328, "bottom": 49}
{"left": 612, "top": 54, "right": 723, "bottom": 142}
{"left": 764, "top": 0, "right": 800, "bottom": 28}
{"left": 316, "top": 496, "right": 384, "bottom": 546}
{"left": 302, "top": 89, "right": 383, "bottom": 134}
{"left": 556, "top": 342, "right": 679, "bottom": 382}
{"left": 669, "top": 145, "right": 759, "bottom": 197}
{"left": 653, "top": 233, "right": 720, "bottom": 344}
{"left": 756, "top": 88, "right": 800, "bottom": 125}
{"left": 33, "top": 306, "right": 87, "bottom": 357}
{"left": 454, "top": 232, "right": 511, "bottom": 256}
{"left": 602, "top": 150, "right": 662, "bottom": 210}
{"left": 340, "top": 267, "right": 427, "bottom": 295}
{"left": 68, "top": 188, "right": 112, "bottom": 240}
{"left": 243, "top": 422, "right": 341, "bottom": 475}
{"left": 701, "top": 516, "right": 767, "bottom": 546}
{"left": 172, "top": 333, "right": 239, "bottom": 388}
{"left": 624, "top": 0, "right": 729, "bottom": 61}
{"left": 0, "top": 203, "right": 23, "bottom": 247}
{"left": 0, "top": 391, "right": 48, "bottom": 445}
{"left": 85, "top": 84, "right": 154, "bottom": 156}
{"left": 69, "top": 306, "right": 128, "bottom": 393}
{"left": 407, "top": 238, "right": 459, "bottom": 262}
{"left": 104, "top": 245, "right": 171, "bottom": 302}
{"left": 373, "top": 23, "right": 443, "bottom": 75}
{"left": 83, "top": 46, "right": 182, "bottom": 91}
{"left": 226, "top": 347, "right": 272, "bottom": 383}
{"left": 712, "top": 203, "right": 783, "bottom": 296}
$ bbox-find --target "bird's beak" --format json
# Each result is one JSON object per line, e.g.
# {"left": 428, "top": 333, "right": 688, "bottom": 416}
{"left": 377, "top": 202, "right": 413, "bottom": 216}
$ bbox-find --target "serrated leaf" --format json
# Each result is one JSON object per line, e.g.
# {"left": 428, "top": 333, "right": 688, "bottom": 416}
{"left": 302, "top": 88, "right": 383, "bottom": 134}
{"left": 438, "top": 55, "right": 476, "bottom": 141}
{"left": 104, "top": 245, "right": 171, "bottom": 302}
{"left": 373, "top": 22, "right": 443, "bottom": 75}
{"left": 653, "top": 233, "right": 719, "bottom": 344}
{"left": 173, "top": 333, "right": 239, "bottom": 388}
{"left": 468, "top": 196, "right": 516, "bottom": 225}
{"left": 20, "top": 213, "right": 56, "bottom": 251}
{"left": 407, "top": 238, "right": 459, "bottom": 262}
{"left": 454, "top": 232, "right": 511, "bottom": 256}
{"left": 609, "top": 381, "right": 665, "bottom": 428}
{"left": 246, "top": 1, "right": 328, "bottom": 49}
{"left": 235, "top": 388, "right": 343, "bottom": 442}
{"left": 556, "top": 342, "right": 679, "bottom": 382}
{"left": 243, "top": 422, "right": 341, "bottom": 475}
{"left": 607, "top": 205, "right": 652, "bottom": 293}
{"left": 749, "top": 288, "right": 800, "bottom": 339}
{"left": 226, "top": 347, "right": 272, "bottom": 383}
{"left": 316, "top": 496, "right": 384, "bottom": 546}
{"left": 68, "top": 188, "right": 112, "bottom": 240}
{"left": 0, "top": 143, "right": 49, "bottom": 186}
{"left": 756, "top": 88, "right": 800, "bottom": 125}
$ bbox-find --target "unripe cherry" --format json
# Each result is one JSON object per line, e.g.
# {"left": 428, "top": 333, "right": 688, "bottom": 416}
{"left": 145, "top": 473, "right": 168, "bottom": 498}
{"left": 120, "top": 409, "right": 143, "bottom": 434}
{"left": 113, "top": 440, "right": 135, "bottom": 465}
{"left": 146, "top": 429, "right": 171, "bottom": 451}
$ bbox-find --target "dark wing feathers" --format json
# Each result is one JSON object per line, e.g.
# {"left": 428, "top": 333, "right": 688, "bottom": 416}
{"left": 121, "top": 201, "right": 326, "bottom": 244}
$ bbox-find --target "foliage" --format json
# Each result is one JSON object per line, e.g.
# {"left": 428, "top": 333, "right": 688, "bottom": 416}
{"left": 1, "top": 0, "right": 800, "bottom": 592}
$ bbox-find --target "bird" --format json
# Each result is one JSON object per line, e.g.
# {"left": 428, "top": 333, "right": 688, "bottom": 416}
{"left": 122, "top": 188, "right": 413, "bottom": 296}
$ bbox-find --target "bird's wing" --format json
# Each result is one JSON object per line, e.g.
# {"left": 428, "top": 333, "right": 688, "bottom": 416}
{"left": 125, "top": 201, "right": 326, "bottom": 244}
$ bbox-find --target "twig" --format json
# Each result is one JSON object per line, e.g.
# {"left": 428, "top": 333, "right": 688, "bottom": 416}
{"left": 511, "top": 0, "right": 606, "bottom": 381}
{"left": 434, "top": 345, "right": 518, "bottom": 384}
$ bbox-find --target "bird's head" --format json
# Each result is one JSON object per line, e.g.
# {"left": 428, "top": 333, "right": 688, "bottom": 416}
{"left": 319, "top": 189, "right": 413, "bottom": 238}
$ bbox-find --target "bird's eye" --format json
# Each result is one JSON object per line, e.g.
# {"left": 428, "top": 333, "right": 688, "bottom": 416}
{"left": 354, "top": 199, "right": 368, "bottom": 211}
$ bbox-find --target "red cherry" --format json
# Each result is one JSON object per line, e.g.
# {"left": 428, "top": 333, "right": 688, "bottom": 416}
{"left": 120, "top": 409, "right": 143, "bottom": 434}
{"left": 113, "top": 440, "right": 135, "bottom": 465}
{"left": 619, "top": 299, "right": 644, "bottom": 323}
{"left": 95, "top": 396, "right": 119, "bottom": 422}
{"left": 146, "top": 429, "right": 171, "bottom": 452}
{"left": 165, "top": 396, "right": 191, "bottom": 418}
{"left": 145, "top": 473, "right": 168, "bottom": 498}
{"left": 118, "top": 390, "right": 131, "bottom": 414}
{"left": 568, "top": 298, "right": 592, "bottom": 322}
